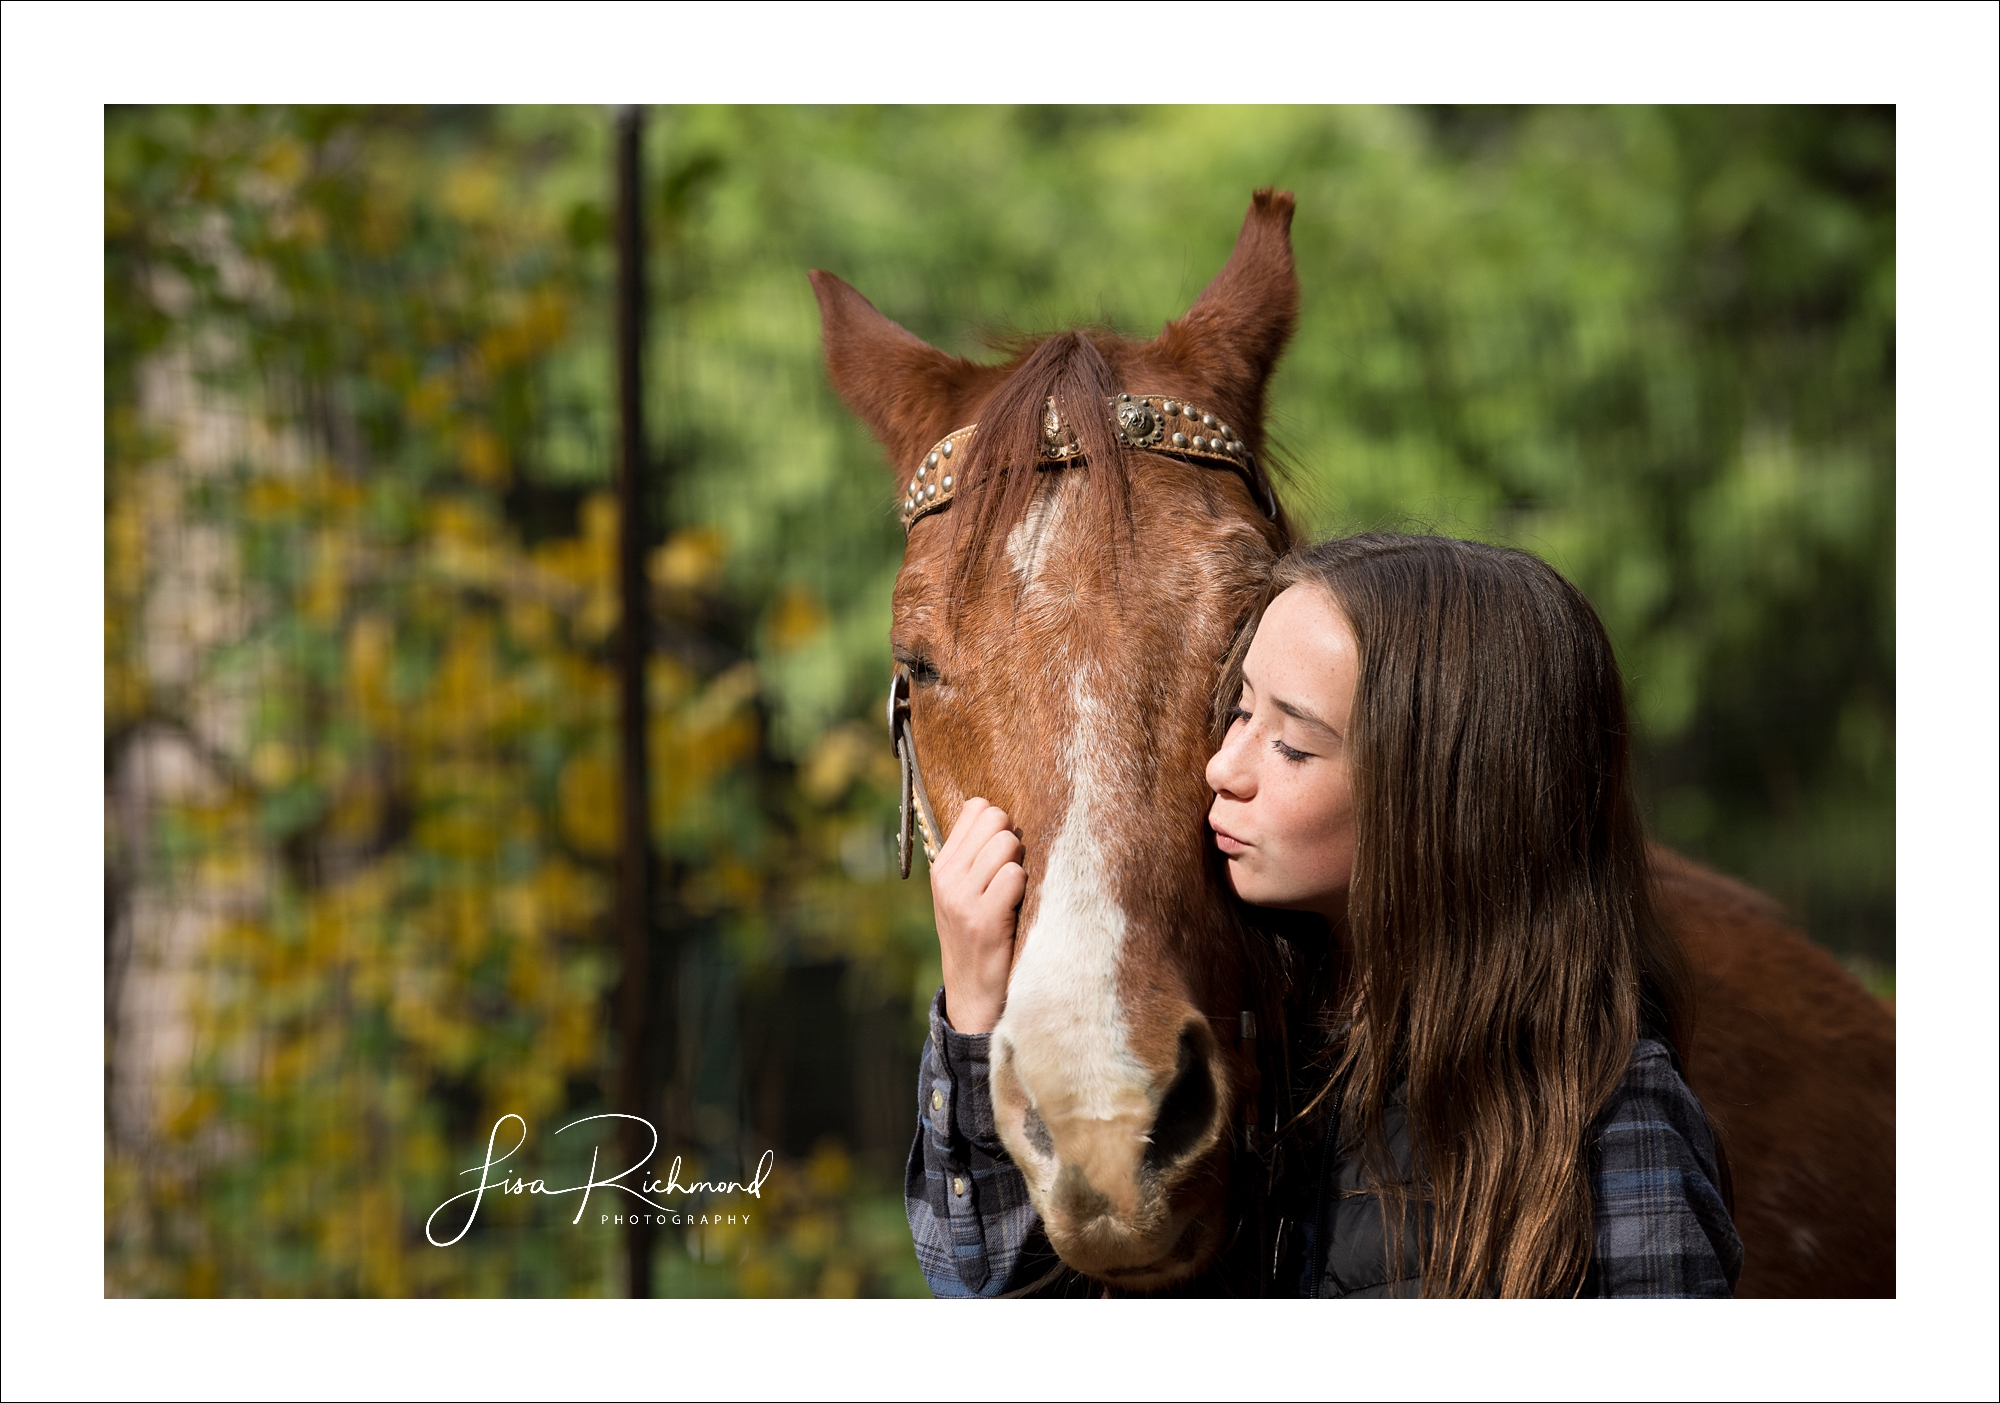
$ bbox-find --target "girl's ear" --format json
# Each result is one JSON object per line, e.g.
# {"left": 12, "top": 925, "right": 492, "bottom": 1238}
{"left": 1154, "top": 189, "right": 1300, "bottom": 429}
{"left": 809, "top": 270, "right": 997, "bottom": 475}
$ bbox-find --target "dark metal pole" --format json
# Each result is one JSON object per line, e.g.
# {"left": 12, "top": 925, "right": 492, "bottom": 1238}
{"left": 613, "top": 104, "right": 655, "bottom": 1300}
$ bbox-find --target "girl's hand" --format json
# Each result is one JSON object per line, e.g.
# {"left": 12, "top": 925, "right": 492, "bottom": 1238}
{"left": 930, "top": 797, "right": 1026, "bottom": 1035}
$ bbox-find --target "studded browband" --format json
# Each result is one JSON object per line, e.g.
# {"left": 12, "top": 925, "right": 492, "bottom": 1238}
{"left": 899, "top": 392, "right": 1273, "bottom": 533}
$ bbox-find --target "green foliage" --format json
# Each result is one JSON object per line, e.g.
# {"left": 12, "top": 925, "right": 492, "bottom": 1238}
{"left": 104, "top": 104, "right": 1892, "bottom": 1298}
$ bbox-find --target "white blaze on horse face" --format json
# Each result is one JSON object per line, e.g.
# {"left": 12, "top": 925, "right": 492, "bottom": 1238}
{"left": 1005, "top": 481, "right": 1070, "bottom": 587}
{"left": 992, "top": 666, "right": 1153, "bottom": 1171}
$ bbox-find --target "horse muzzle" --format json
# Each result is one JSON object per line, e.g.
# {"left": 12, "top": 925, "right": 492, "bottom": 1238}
{"left": 989, "top": 1013, "right": 1234, "bottom": 1288}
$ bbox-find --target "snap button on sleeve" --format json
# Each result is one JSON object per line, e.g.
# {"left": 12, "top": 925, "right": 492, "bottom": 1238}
{"left": 952, "top": 1176, "right": 966, "bottom": 1196}
{"left": 931, "top": 1088, "right": 944, "bottom": 1112}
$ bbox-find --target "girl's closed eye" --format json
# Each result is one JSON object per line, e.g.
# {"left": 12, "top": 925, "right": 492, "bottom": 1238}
{"left": 1273, "top": 736, "right": 1312, "bottom": 763}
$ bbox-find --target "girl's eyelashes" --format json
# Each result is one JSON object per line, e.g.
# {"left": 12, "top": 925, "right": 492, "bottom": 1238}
{"left": 1229, "top": 705, "right": 1311, "bottom": 761}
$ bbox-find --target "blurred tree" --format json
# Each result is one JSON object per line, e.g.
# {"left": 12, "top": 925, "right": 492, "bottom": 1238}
{"left": 104, "top": 106, "right": 935, "bottom": 1298}
{"left": 104, "top": 104, "right": 1893, "bottom": 1298}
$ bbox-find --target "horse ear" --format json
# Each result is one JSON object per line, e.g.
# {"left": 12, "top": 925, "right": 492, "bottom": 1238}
{"left": 809, "top": 270, "right": 990, "bottom": 473}
{"left": 1156, "top": 189, "right": 1299, "bottom": 422}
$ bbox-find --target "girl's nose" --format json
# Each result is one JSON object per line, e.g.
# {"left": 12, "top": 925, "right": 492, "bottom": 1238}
{"left": 1205, "top": 719, "right": 1255, "bottom": 801}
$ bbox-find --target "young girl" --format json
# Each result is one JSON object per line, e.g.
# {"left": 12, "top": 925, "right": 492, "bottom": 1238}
{"left": 909, "top": 533, "right": 1741, "bottom": 1297}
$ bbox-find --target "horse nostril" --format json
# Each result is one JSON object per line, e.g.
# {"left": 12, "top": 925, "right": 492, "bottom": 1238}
{"left": 1023, "top": 1106, "right": 1055, "bottom": 1159}
{"left": 1144, "top": 1023, "right": 1218, "bottom": 1173}
{"left": 1054, "top": 1163, "right": 1113, "bottom": 1221}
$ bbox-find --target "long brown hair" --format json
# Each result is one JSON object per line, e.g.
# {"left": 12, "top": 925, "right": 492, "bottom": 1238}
{"left": 1254, "top": 533, "right": 1694, "bottom": 1297}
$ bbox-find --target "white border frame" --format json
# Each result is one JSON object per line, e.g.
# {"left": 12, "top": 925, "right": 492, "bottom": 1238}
{"left": 5, "top": 4, "right": 1994, "bottom": 1399}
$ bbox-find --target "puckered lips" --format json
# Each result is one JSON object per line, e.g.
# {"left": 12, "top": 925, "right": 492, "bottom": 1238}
{"left": 1209, "top": 816, "right": 1250, "bottom": 856}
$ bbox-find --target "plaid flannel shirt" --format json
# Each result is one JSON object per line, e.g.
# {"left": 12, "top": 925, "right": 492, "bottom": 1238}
{"left": 905, "top": 989, "right": 1742, "bottom": 1298}
{"left": 905, "top": 991, "right": 1063, "bottom": 1296}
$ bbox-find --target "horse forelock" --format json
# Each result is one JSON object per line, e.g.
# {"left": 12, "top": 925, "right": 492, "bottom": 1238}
{"left": 940, "top": 331, "right": 1131, "bottom": 614}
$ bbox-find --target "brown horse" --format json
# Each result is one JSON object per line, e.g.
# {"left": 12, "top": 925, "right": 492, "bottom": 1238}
{"left": 812, "top": 190, "right": 1894, "bottom": 1296}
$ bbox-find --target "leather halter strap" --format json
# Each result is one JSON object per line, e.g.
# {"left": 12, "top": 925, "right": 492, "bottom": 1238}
{"left": 888, "top": 664, "right": 944, "bottom": 878}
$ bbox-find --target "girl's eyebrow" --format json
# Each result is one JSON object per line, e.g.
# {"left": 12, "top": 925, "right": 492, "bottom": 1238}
{"left": 1274, "top": 697, "right": 1338, "bottom": 738}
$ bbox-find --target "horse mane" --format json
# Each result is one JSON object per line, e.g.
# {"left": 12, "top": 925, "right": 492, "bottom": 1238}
{"left": 944, "top": 330, "right": 1136, "bottom": 610}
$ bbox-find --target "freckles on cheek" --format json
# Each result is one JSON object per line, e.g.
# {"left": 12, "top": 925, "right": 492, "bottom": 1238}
{"left": 1292, "top": 792, "right": 1344, "bottom": 878}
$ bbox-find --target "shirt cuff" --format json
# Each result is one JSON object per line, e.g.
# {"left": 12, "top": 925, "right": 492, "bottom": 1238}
{"left": 927, "top": 987, "right": 1002, "bottom": 1151}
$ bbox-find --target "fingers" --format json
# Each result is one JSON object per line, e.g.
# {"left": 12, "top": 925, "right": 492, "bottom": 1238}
{"left": 988, "top": 859, "right": 1027, "bottom": 911}
{"left": 940, "top": 796, "right": 1017, "bottom": 876}
{"left": 931, "top": 801, "right": 1022, "bottom": 1037}
{"left": 954, "top": 795, "right": 997, "bottom": 830}
{"left": 965, "top": 826, "right": 1026, "bottom": 902}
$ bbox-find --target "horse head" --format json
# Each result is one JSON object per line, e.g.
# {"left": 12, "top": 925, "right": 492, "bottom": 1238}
{"left": 814, "top": 191, "right": 1300, "bottom": 1288}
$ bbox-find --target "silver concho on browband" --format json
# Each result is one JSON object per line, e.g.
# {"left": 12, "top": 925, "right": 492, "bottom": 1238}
{"left": 888, "top": 392, "right": 1274, "bottom": 877}
{"left": 898, "top": 392, "right": 1274, "bottom": 533}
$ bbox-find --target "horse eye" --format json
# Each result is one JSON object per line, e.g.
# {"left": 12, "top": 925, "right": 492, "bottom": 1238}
{"left": 895, "top": 645, "right": 942, "bottom": 687}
